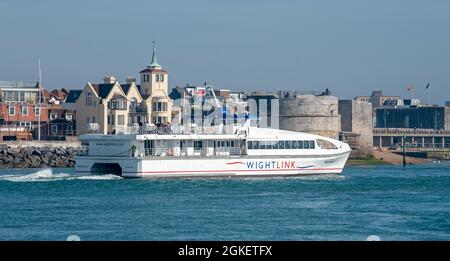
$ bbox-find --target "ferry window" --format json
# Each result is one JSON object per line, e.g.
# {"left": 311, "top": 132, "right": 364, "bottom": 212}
{"left": 221, "top": 141, "right": 226, "bottom": 147}
{"left": 252, "top": 141, "right": 259, "bottom": 150}
{"left": 268, "top": 141, "right": 277, "bottom": 149}
{"left": 298, "top": 140, "right": 304, "bottom": 149}
{"left": 304, "top": 141, "right": 310, "bottom": 149}
{"left": 230, "top": 141, "right": 235, "bottom": 147}
{"left": 310, "top": 141, "right": 315, "bottom": 149}
{"left": 194, "top": 141, "right": 203, "bottom": 150}
{"left": 247, "top": 141, "right": 252, "bottom": 149}
{"left": 259, "top": 141, "right": 266, "bottom": 150}
{"left": 279, "top": 141, "right": 285, "bottom": 149}
{"left": 285, "top": 141, "right": 291, "bottom": 149}
{"left": 292, "top": 141, "right": 298, "bottom": 149}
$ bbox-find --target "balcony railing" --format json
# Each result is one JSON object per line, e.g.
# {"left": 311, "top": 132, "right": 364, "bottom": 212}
{"left": 373, "top": 128, "right": 450, "bottom": 135}
{"left": 390, "top": 143, "right": 450, "bottom": 151}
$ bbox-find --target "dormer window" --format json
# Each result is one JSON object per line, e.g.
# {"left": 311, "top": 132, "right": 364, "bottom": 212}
{"left": 50, "top": 113, "right": 58, "bottom": 120}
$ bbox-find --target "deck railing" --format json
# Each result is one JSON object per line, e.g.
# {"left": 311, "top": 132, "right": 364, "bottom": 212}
{"left": 141, "top": 147, "right": 244, "bottom": 157}
{"left": 113, "top": 125, "right": 237, "bottom": 135}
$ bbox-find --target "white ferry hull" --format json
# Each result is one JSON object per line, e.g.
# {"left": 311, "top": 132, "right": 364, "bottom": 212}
{"left": 76, "top": 151, "right": 350, "bottom": 178}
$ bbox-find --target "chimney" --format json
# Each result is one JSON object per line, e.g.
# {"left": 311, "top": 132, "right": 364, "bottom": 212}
{"left": 126, "top": 77, "right": 136, "bottom": 84}
{"left": 103, "top": 75, "right": 117, "bottom": 84}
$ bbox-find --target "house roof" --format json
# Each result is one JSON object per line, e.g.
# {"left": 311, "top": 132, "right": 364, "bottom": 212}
{"left": 120, "top": 84, "right": 132, "bottom": 94}
{"left": 97, "top": 84, "right": 115, "bottom": 99}
{"left": 139, "top": 68, "right": 168, "bottom": 74}
{"left": 169, "top": 86, "right": 189, "bottom": 100}
{"left": 65, "top": 89, "right": 82, "bottom": 103}
{"left": 48, "top": 107, "right": 73, "bottom": 115}
{"left": 50, "top": 89, "right": 68, "bottom": 100}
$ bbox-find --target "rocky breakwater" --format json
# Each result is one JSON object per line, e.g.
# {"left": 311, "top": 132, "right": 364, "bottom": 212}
{"left": 0, "top": 145, "right": 87, "bottom": 169}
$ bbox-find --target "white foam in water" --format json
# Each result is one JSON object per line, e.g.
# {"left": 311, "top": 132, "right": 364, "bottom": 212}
{"left": 75, "top": 174, "right": 122, "bottom": 180}
{"left": 0, "top": 168, "right": 122, "bottom": 182}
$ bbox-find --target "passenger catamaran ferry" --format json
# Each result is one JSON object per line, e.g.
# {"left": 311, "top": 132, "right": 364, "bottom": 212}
{"left": 76, "top": 122, "right": 351, "bottom": 178}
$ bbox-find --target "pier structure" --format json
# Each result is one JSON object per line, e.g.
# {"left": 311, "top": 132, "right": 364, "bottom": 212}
{"left": 373, "top": 128, "right": 450, "bottom": 150}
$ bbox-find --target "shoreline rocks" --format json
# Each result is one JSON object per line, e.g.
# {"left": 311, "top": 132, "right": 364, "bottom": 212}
{"left": 0, "top": 145, "right": 87, "bottom": 169}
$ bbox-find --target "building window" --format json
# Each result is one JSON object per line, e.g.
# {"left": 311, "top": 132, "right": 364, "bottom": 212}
{"left": 160, "top": 74, "right": 164, "bottom": 82}
{"left": 67, "top": 125, "right": 73, "bottom": 135}
{"left": 92, "top": 116, "right": 95, "bottom": 123}
{"left": 143, "top": 74, "right": 150, "bottom": 82}
{"left": 156, "top": 74, "right": 160, "bottom": 82}
{"left": 130, "top": 97, "right": 138, "bottom": 111}
{"left": 34, "top": 107, "right": 40, "bottom": 116}
{"left": 111, "top": 115, "right": 115, "bottom": 125}
{"left": 21, "top": 106, "right": 28, "bottom": 115}
{"left": 51, "top": 125, "right": 58, "bottom": 135}
{"left": 152, "top": 101, "right": 168, "bottom": 112}
{"left": 8, "top": 106, "right": 15, "bottom": 116}
{"left": 152, "top": 116, "right": 166, "bottom": 124}
{"left": 86, "top": 92, "right": 93, "bottom": 106}
{"left": 50, "top": 113, "right": 57, "bottom": 120}
{"left": 108, "top": 97, "right": 127, "bottom": 110}
{"left": 107, "top": 116, "right": 110, "bottom": 125}
{"left": 86, "top": 117, "right": 90, "bottom": 124}
{"left": 118, "top": 115, "right": 124, "bottom": 125}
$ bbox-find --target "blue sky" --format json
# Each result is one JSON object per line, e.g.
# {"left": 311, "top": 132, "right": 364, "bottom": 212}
{"left": 1, "top": 0, "right": 449, "bottom": 104}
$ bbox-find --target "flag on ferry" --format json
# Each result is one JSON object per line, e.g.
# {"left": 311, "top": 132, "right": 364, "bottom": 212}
{"left": 407, "top": 84, "right": 414, "bottom": 91}
{"left": 426, "top": 83, "right": 430, "bottom": 89}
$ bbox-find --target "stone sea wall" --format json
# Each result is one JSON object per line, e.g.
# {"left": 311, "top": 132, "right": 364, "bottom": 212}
{"left": 0, "top": 145, "right": 87, "bottom": 169}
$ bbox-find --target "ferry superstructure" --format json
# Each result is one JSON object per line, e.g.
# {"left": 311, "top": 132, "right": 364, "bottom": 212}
{"left": 76, "top": 123, "right": 351, "bottom": 178}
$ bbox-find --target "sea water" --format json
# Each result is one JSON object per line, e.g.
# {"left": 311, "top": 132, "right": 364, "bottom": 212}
{"left": 0, "top": 163, "right": 449, "bottom": 240}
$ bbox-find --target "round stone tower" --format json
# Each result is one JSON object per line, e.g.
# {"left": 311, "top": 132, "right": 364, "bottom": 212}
{"left": 279, "top": 94, "right": 341, "bottom": 139}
